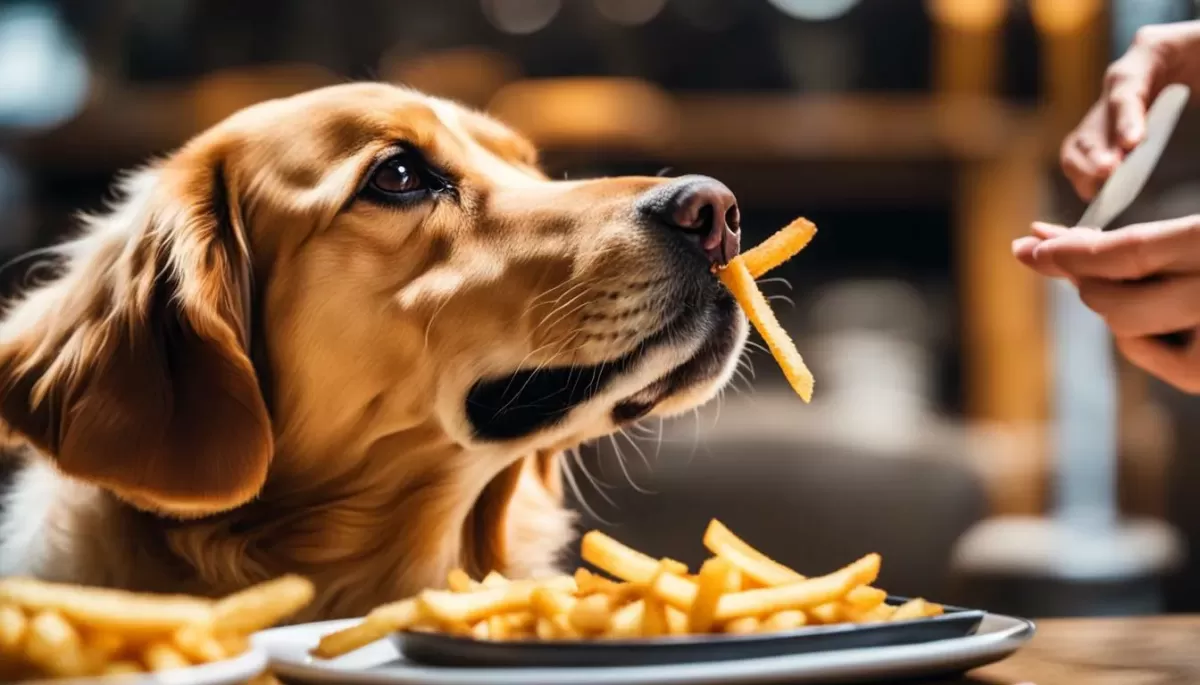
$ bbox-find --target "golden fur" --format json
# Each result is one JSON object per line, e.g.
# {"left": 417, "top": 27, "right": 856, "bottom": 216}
{"left": 0, "top": 83, "right": 746, "bottom": 621}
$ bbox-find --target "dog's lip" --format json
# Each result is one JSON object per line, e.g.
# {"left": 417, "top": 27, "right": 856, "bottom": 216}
{"left": 610, "top": 294, "right": 739, "bottom": 424}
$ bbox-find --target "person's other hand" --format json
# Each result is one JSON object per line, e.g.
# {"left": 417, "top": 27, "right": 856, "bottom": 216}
{"left": 1061, "top": 21, "right": 1200, "bottom": 200}
{"left": 1014, "top": 216, "right": 1200, "bottom": 392}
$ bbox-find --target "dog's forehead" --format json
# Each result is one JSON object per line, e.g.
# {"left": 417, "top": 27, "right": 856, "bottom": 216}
{"left": 222, "top": 84, "right": 536, "bottom": 169}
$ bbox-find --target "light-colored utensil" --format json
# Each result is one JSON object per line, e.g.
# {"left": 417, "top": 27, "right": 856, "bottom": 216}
{"left": 1076, "top": 82, "right": 1191, "bottom": 347}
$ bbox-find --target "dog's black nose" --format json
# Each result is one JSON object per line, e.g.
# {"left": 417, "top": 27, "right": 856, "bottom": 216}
{"left": 639, "top": 175, "right": 741, "bottom": 266}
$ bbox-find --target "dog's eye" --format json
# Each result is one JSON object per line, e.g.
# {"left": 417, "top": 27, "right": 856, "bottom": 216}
{"left": 370, "top": 154, "right": 426, "bottom": 195}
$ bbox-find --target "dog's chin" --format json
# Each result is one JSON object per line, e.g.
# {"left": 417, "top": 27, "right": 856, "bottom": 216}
{"left": 465, "top": 293, "right": 744, "bottom": 442}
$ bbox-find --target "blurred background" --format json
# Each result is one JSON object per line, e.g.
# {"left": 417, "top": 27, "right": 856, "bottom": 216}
{"left": 3, "top": 0, "right": 1200, "bottom": 618}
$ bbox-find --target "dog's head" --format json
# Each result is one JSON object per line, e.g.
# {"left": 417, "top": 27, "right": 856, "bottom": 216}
{"left": 0, "top": 83, "right": 747, "bottom": 519}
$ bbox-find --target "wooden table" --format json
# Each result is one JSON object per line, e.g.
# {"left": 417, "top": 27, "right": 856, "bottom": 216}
{"left": 944, "top": 616, "right": 1200, "bottom": 685}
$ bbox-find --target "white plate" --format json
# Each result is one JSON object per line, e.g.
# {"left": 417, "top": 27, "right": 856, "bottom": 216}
{"left": 21, "top": 648, "right": 269, "bottom": 685}
{"left": 255, "top": 614, "right": 1034, "bottom": 685}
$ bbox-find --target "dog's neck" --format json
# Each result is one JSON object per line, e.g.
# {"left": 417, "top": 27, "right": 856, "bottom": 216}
{"left": 156, "top": 422, "right": 534, "bottom": 620}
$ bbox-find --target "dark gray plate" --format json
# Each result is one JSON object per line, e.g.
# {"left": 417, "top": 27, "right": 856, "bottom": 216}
{"left": 395, "top": 597, "right": 985, "bottom": 668}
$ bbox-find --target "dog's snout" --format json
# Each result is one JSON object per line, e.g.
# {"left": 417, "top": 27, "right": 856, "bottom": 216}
{"left": 638, "top": 175, "right": 741, "bottom": 266}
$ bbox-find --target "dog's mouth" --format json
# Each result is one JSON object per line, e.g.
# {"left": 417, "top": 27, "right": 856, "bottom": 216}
{"left": 465, "top": 290, "right": 741, "bottom": 442}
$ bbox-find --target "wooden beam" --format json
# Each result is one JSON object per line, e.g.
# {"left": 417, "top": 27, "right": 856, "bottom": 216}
{"left": 956, "top": 133, "right": 1048, "bottom": 514}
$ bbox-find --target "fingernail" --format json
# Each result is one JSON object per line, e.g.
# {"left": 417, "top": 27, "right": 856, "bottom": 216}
{"left": 1121, "top": 122, "right": 1145, "bottom": 148}
{"left": 1012, "top": 236, "right": 1038, "bottom": 256}
{"left": 1094, "top": 148, "right": 1120, "bottom": 169}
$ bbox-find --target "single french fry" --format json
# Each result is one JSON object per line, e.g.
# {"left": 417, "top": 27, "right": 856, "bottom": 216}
{"left": 0, "top": 578, "right": 213, "bottom": 635}
{"left": 535, "top": 617, "right": 556, "bottom": 640}
{"left": 722, "top": 616, "right": 760, "bottom": 635}
{"left": 808, "top": 602, "right": 842, "bottom": 624}
{"left": 712, "top": 554, "right": 881, "bottom": 621}
{"left": 717, "top": 258, "right": 814, "bottom": 401}
{"left": 665, "top": 606, "right": 689, "bottom": 635}
{"left": 470, "top": 620, "right": 490, "bottom": 640}
{"left": 569, "top": 594, "right": 613, "bottom": 635}
{"left": 761, "top": 610, "right": 807, "bottom": 632}
{"left": 312, "top": 597, "right": 420, "bottom": 659}
{"left": 688, "top": 558, "right": 734, "bottom": 633}
{"left": 580, "top": 532, "right": 660, "bottom": 583}
{"left": 447, "top": 569, "right": 478, "bottom": 592}
{"left": 659, "top": 559, "right": 690, "bottom": 576}
{"left": 844, "top": 585, "right": 887, "bottom": 609}
{"left": 481, "top": 572, "right": 509, "bottom": 588}
{"left": 216, "top": 633, "right": 249, "bottom": 658}
{"left": 486, "top": 614, "right": 507, "bottom": 640}
{"left": 725, "top": 568, "right": 744, "bottom": 593}
{"left": 84, "top": 630, "right": 127, "bottom": 658}
{"left": 640, "top": 594, "right": 668, "bottom": 638}
{"left": 740, "top": 218, "right": 817, "bottom": 279}
{"left": 607, "top": 599, "right": 646, "bottom": 639}
{"left": 640, "top": 560, "right": 678, "bottom": 638}
{"left": 0, "top": 603, "right": 27, "bottom": 653}
{"left": 852, "top": 603, "right": 896, "bottom": 623}
{"left": 211, "top": 575, "right": 315, "bottom": 634}
{"left": 24, "top": 611, "right": 90, "bottom": 677}
{"left": 172, "top": 623, "right": 227, "bottom": 663}
{"left": 891, "top": 598, "right": 943, "bottom": 621}
{"left": 703, "top": 519, "right": 804, "bottom": 586}
{"left": 503, "top": 611, "right": 536, "bottom": 633}
{"left": 142, "top": 641, "right": 191, "bottom": 672}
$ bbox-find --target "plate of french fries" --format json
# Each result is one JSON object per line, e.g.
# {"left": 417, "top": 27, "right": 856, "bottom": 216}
{"left": 306, "top": 520, "right": 970, "bottom": 668}
{"left": 256, "top": 520, "right": 1032, "bottom": 684}
{"left": 0, "top": 575, "right": 313, "bottom": 684}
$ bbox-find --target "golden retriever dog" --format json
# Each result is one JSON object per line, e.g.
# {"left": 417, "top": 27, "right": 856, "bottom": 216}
{"left": 0, "top": 83, "right": 747, "bottom": 622}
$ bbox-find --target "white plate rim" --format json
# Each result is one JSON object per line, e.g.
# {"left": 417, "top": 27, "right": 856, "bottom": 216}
{"left": 19, "top": 646, "right": 269, "bottom": 685}
{"left": 255, "top": 614, "right": 1035, "bottom": 685}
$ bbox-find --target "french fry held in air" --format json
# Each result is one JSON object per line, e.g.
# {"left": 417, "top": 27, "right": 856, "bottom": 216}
{"left": 739, "top": 218, "right": 817, "bottom": 279}
{"left": 313, "top": 519, "right": 948, "bottom": 656}
{"left": 714, "top": 217, "right": 818, "bottom": 402}
{"left": 718, "top": 259, "right": 815, "bottom": 402}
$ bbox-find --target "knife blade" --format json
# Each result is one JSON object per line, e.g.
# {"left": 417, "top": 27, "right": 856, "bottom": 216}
{"left": 1075, "top": 82, "right": 1191, "bottom": 347}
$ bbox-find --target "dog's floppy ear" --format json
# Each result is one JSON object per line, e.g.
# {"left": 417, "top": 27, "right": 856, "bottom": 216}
{"left": 0, "top": 155, "right": 272, "bottom": 517}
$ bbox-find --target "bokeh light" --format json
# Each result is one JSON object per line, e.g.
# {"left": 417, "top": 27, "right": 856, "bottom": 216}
{"left": 0, "top": 1, "right": 89, "bottom": 131}
{"left": 481, "top": 0, "right": 562, "bottom": 35}
{"left": 766, "top": 0, "right": 861, "bottom": 21}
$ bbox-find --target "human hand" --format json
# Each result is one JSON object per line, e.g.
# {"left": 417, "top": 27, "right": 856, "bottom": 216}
{"left": 1013, "top": 216, "right": 1200, "bottom": 392}
{"left": 1060, "top": 21, "right": 1200, "bottom": 200}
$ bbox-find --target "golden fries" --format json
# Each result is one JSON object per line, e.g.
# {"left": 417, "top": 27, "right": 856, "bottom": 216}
{"left": 0, "top": 575, "right": 313, "bottom": 679}
{"left": 715, "top": 217, "right": 818, "bottom": 402}
{"left": 718, "top": 259, "right": 814, "bottom": 402}
{"left": 313, "top": 519, "right": 945, "bottom": 658}
{"left": 740, "top": 218, "right": 817, "bottom": 279}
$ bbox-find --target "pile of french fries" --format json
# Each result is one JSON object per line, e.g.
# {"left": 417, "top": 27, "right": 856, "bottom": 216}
{"left": 716, "top": 217, "right": 818, "bottom": 402}
{"left": 0, "top": 575, "right": 313, "bottom": 681}
{"left": 313, "top": 520, "right": 942, "bottom": 657}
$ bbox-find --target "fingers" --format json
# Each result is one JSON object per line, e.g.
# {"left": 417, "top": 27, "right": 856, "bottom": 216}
{"left": 1012, "top": 234, "right": 1068, "bottom": 279}
{"left": 1116, "top": 335, "right": 1200, "bottom": 394}
{"left": 1076, "top": 276, "right": 1200, "bottom": 337}
{"left": 1060, "top": 138, "right": 1105, "bottom": 201}
{"left": 1031, "top": 222, "right": 1069, "bottom": 241}
{"left": 1060, "top": 104, "right": 1121, "bottom": 201}
{"left": 1104, "top": 50, "right": 1157, "bottom": 150}
{"left": 1031, "top": 216, "right": 1200, "bottom": 281}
